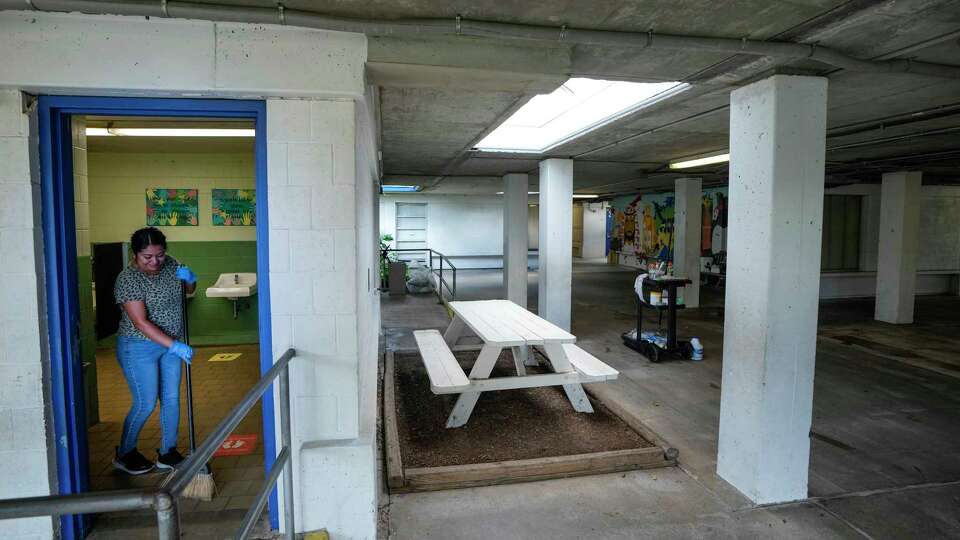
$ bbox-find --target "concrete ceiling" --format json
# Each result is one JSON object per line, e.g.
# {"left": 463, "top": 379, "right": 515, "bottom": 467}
{"left": 347, "top": 0, "right": 960, "bottom": 195}
{"left": 80, "top": 1, "right": 960, "bottom": 194}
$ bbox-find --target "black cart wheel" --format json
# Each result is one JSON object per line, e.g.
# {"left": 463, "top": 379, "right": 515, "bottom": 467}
{"left": 680, "top": 341, "right": 694, "bottom": 360}
{"left": 646, "top": 343, "right": 661, "bottom": 363}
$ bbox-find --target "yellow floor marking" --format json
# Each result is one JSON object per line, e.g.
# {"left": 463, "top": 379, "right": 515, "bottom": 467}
{"left": 208, "top": 352, "right": 242, "bottom": 362}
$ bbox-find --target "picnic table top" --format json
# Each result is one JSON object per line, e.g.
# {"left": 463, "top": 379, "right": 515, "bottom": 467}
{"left": 448, "top": 299, "right": 576, "bottom": 347}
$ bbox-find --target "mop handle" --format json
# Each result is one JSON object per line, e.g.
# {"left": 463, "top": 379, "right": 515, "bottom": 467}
{"left": 182, "top": 288, "right": 197, "bottom": 454}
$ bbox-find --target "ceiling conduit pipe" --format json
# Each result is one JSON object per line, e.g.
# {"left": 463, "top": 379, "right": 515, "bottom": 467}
{"left": 3, "top": 0, "right": 960, "bottom": 79}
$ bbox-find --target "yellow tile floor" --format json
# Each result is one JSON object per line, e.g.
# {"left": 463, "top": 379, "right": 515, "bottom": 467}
{"left": 87, "top": 343, "right": 265, "bottom": 515}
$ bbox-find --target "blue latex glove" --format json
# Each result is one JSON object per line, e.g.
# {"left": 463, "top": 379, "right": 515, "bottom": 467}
{"left": 168, "top": 340, "right": 194, "bottom": 364}
{"left": 176, "top": 265, "right": 197, "bottom": 285}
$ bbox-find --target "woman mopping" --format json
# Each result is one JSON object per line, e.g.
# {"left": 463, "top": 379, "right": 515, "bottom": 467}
{"left": 112, "top": 227, "right": 197, "bottom": 475}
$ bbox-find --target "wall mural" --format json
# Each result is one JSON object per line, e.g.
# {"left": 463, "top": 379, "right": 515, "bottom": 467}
{"left": 609, "top": 187, "right": 728, "bottom": 262}
{"left": 212, "top": 188, "right": 256, "bottom": 226}
{"left": 146, "top": 188, "right": 199, "bottom": 226}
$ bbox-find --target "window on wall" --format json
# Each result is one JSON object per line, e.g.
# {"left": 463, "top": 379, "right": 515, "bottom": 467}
{"left": 821, "top": 195, "right": 862, "bottom": 272}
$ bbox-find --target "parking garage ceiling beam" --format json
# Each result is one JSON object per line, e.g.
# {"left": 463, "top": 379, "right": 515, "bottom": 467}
{"left": 3, "top": 1, "right": 959, "bottom": 80}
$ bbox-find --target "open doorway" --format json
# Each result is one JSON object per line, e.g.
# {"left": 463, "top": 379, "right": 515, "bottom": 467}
{"left": 38, "top": 97, "right": 275, "bottom": 540}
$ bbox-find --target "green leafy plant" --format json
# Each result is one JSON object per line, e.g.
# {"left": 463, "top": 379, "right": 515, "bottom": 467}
{"left": 379, "top": 234, "right": 397, "bottom": 287}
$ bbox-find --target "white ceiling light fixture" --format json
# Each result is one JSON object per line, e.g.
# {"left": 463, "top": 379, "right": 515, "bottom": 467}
{"left": 669, "top": 151, "right": 730, "bottom": 170}
{"left": 86, "top": 127, "right": 255, "bottom": 137}
{"left": 476, "top": 78, "right": 689, "bottom": 154}
{"left": 495, "top": 191, "right": 598, "bottom": 199}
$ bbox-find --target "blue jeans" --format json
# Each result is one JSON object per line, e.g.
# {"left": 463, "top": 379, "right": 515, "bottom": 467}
{"left": 116, "top": 335, "right": 182, "bottom": 455}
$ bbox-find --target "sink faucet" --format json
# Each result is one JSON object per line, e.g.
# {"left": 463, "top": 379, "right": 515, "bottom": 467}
{"left": 234, "top": 274, "right": 239, "bottom": 284}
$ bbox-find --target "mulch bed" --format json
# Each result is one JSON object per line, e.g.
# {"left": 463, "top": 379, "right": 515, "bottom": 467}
{"left": 393, "top": 349, "right": 653, "bottom": 469}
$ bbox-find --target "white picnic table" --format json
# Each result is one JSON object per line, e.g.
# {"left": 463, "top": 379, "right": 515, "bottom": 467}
{"left": 413, "top": 299, "right": 618, "bottom": 428}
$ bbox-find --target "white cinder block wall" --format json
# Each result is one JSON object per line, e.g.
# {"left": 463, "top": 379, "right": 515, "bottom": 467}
{"left": 267, "top": 98, "right": 376, "bottom": 537}
{"left": 355, "top": 86, "right": 382, "bottom": 457}
{"left": 0, "top": 11, "right": 377, "bottom": 539}
{"left": 73, "top": 118, "right": 90, "bottom": 258}
{"left": 0, "top": 90, "right": 55, "bottom": 538}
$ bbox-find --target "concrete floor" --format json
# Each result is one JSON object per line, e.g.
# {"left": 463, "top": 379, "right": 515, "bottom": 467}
{"left": 382, "top": 263, "right": 960, "bottom": 539}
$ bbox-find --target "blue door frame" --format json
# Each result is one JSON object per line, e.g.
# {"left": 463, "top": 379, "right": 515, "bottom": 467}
{"left": 38, "top": 96, "right": 276, "bottom": 539}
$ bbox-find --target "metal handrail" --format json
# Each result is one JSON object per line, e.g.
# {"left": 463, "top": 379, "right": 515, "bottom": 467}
{"left": 381, "top": 247, "right": 457, "bottom": 303}
{"left": 381, "top": 247, "right": 540, "bottom": 304}
{"left": 0, "top": 347, "right": 298, "bottom": 540}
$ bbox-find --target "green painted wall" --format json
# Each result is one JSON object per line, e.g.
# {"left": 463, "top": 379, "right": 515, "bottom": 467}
{"left": 77, "top": 256, "right": 99, "bottom": 426}
{"left": 171, "top": 241, "right": 259, "bottom": 345}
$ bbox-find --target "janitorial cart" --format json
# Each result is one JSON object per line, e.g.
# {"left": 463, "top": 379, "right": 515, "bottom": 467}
{"left": 622, "top": 272, "right": 701, "bottom": 362}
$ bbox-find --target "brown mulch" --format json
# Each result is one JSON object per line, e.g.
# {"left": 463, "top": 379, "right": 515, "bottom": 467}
{"left": 392, "top": 349, "right": 653, "bottom": 468}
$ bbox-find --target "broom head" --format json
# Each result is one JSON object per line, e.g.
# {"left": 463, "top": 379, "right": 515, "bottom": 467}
{"left": 181, "top": 470, "right": 217, "bottom": 501}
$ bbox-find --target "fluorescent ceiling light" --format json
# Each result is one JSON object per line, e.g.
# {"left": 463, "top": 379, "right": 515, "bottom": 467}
{"left": 476, "top": 78, "right": 688, "bottom": 153}
{"left": 669, "top": 152, "right": 730, "bottom": 170}
{"left": 495, "top": 191, "right": 597, "bottom": 199}
{"left": 86, "top": 127, "right": 254, "bottom": 137}
{"left": 382, "top": 185, "right": 421, "bottom": 193}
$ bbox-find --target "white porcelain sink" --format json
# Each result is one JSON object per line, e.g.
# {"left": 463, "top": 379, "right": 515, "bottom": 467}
{"left": 206, "top": 273, "right": 257, "bottom": 299}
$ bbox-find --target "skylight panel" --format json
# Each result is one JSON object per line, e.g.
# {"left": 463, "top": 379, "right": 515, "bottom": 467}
{"left": 475, "top": 78, "right": 688, "bottom": 153}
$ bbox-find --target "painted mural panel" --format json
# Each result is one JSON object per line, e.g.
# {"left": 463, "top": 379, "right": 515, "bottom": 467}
{"left": 212, "top": 188, "right": 256, "bottom": 226}
{"left": 146, "top": 188, "right": 199, "bottom": 226}
{"left": 609, "top": 187, "right": 728, "bottom": 262}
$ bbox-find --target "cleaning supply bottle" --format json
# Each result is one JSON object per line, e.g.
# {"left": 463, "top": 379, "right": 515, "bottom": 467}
{"left": 690, "top": 337, "right": 703, "bottom": 361}
{"left": 650, "top": 290, "right": 661, "bottom": 305}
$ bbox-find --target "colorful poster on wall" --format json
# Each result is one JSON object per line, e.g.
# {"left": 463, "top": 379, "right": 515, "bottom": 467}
{"left": 212, "top": 189, "right": 256, "bottom": 226}
{"left": 146, "top": 188, "right": 198, "bottom": 226}
{"left": 609, "top": 187, "right": 728, "bottom": 262}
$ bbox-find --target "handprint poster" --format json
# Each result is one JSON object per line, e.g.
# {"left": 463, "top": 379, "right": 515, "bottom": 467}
{"left": 212, "top": 189, "right": 256, "bottom": 226}
{"left": 146, "top": 188, "right": 199, "bottom": 226}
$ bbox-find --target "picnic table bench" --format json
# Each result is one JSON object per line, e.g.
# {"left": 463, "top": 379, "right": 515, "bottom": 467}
{"left": 413, "top": 300, "right": 618, "bottom": 428}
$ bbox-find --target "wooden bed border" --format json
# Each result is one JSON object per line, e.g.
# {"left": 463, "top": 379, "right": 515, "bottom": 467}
{"left": 383, "top": 350, "right": 678, "bottom": 493}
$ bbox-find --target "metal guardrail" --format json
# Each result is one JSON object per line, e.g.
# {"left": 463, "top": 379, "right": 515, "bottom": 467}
{"left": 0, "top": 348, "right": 298, "bottom": 540}
{"left": 380, "top": 248, "right": 543, "bottom": 304}
{"left": 382, "top": 248, "right": 457, "bottom": 303}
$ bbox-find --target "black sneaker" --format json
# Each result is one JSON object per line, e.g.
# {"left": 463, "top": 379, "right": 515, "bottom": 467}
{"left": 156, "top": 448, "right": 186, "bottom": 471}
{"left": 112, "top": 447, "right": 155, "bottom": 475}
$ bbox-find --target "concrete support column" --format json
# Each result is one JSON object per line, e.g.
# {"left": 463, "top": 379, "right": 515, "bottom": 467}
{"left": 875, "top": 171, "right": 922, "bottom": 324}
{"left": 674, "top": 177, "right": 702, "bottom": 308}
{"left": 717, "top": 75, "right": 828, "bottom": 504}
{"left": 503, "top": 173, "right": 530, "bottom": 307}
{"left": 538, "top": 158, "right": 573, "bottom": 330}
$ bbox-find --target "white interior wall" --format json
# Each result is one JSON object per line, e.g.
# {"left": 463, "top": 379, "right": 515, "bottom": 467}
{"left": 612, "top": 183, "right": 958, "bottom": 299}
{"left": 820, "top": 184, "right": 960, "bottom": 298}
{"left": 380, "top": 194, "right": 538, "bottom": 269}
{"left": 0, "top": 11, "right": 374, "bottom": 539}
